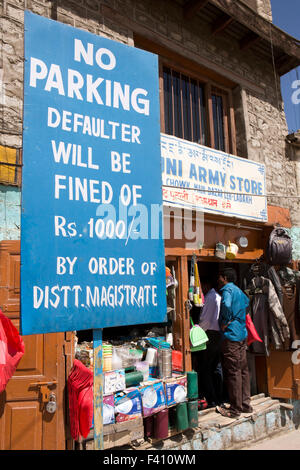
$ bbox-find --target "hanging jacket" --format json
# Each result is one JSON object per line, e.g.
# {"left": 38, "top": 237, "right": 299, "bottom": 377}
{"left": 277, "top": 267, "right": 300, "bottom": 346}
{"left": 267, "top": 266, "right": 284, "bottom": 308}
{"left": 68, "top": 359, "right": 93, "bottom": 440}
{"left": 0, "top": 309, "right": 25, "bottom": 393}
{"left": 247, "top": 261, "right": 284, "bottom": 308}
{"left": 246, "top": 276, "right": 290, "bottom": 356}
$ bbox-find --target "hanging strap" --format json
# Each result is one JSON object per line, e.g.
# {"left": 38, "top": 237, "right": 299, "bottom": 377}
{"left": 194, "top": 262, "right": 199, "bottom": 288}
{"left": 190, "top": 255, "right": 195, "bottom": 277}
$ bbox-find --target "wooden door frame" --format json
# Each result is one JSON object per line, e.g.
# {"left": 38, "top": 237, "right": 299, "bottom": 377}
{"left": 0, "top": 240, "right": 68, "bottom": 450}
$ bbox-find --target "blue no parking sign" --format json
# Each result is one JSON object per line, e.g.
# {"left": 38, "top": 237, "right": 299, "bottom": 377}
{"left": 21, "top": 11, "right": 166, "bottom": 335}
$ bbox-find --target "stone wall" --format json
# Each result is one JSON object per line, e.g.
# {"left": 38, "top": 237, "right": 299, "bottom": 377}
{"left": 240, "top": 0, "right": 272, "bottom": 22}
{"left": 0, "top": 0, "right": 299, "bottom": 226}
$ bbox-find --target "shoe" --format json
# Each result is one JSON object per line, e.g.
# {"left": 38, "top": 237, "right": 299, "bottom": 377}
{"left": 218, "top": 402, "right": 230, "bottom": 410}
{"left": 198, "top": 399, "right": 208, "bottom": 410}
{"left": 216, "top": 405, "right": 240, "bottom": 419}
{"left": 241, "top": 406, "right": 253, "bottom": 413}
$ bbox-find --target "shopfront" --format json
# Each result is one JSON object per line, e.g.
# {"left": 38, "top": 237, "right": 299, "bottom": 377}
{"left": 2, "top": 5, "right": 300, "bottom": 451}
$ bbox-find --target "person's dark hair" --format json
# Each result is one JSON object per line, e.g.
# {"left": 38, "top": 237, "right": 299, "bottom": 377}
{"left": 220, "top": 267, "right": 237, "bottom": 284}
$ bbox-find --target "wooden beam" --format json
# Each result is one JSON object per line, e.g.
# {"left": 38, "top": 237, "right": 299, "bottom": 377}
{"left": 275, "top": 55, "right": 298, "bottom": 76}
{"left": 239, "top": 31, "right": 261, "bottom": 51}
{"left": 275, "top": 54, "right": 287, "bottom": 70}
{"left": 211, "top": 13, "right": 234, "bottom": 35}
{"left": 184, "top": 0, "right": 210, "bottom": 20}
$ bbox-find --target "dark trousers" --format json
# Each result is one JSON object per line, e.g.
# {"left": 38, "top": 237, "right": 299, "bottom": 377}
{"left": 222, "top": 338, "right": 251, "bottom": 414}
{"left": 192, "top": 330, "right": 223, "bottom": 406}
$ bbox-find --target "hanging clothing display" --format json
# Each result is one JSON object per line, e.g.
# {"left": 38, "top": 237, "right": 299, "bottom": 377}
{"left": 247, "top": 260, "right": 284, "bottom": 308}
{"left": 281, "top": 284, "right": 300, "bottom": 346}
{"left": 246, "top": 276, "right": 290, "bottom": 356}
{"left": 266, "top": 266, "right": 284, "bottom": 308}
{"left": 277, "top": 267, "right": 300, "bottom": 347}
{"left": 0, "top": 309, "right": 25, "bottom": 393}
{"left": 68, "top": 359, "right": 93, "bottom": 440}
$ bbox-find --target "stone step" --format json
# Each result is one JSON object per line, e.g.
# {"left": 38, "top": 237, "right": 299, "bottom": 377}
{"left": 197, "top": 394, "right": 274, "bottom": 425}
{"left": 111, "top": 395, "right": 293, "bottom": 451}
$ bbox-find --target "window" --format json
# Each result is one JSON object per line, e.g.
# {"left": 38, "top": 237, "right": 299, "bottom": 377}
{"left": 0, "top": 146, "right": 22, "bottom": 186}
{"left": 161, "top": 65, "right": 235, "bottom": 155}
{"left": 163, "top": 67, "right": 207, "bottom": 145}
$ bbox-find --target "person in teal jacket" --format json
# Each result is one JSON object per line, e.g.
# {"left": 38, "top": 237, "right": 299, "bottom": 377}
{"left": 216, "top": 267, "right": 253, "bottom": 418}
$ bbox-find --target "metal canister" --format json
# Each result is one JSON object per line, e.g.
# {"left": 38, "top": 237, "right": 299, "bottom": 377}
{"left": 158, "top": 348, "right": 172, "bottom": 379}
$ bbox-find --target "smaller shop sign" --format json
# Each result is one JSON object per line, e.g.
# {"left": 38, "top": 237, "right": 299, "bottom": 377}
{"left": 161, "top": 133, "right": 267, "bottom": 222}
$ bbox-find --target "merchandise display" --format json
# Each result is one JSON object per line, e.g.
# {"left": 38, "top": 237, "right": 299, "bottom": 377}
{"left": 153, "top": 409, "right": 169, "bottom": 439}
{"left": 114, "top": 388, "right": 143, "bottom": 423}
{"left": 176, "top": 402, "right": 189, "bottom": 432}
{"left": 164, "top": 376, "right": 187, "bottom": 406}
{"left": 140, "top": 380, "right": 167, "bottom": 417}
{"left": 187, "top": 371, "right": 199, "bottom": 400}
{"left": 144, "top": 415, "right": 154, "bottom": 437}
{"left": 72, "top": 323, "right": 197, "bottom": 446}
{"left": 187, "top": 400, "right": 199, "bottom": 428}
{"left": 69, "top": 261, "right": 201, "bottom": 447}
{"left": 103, "top": 395, "right": 115, "bottom": 425}
{"left": 104, "top": 369, "right": 126, "bottom": 396}
{"left": 67, "top": 229, "right": 300, "bottom": 450}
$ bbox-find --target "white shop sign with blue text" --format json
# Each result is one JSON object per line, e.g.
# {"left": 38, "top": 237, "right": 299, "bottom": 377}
{"left": 161, "top": 133, "right": 267, "bottom": 222}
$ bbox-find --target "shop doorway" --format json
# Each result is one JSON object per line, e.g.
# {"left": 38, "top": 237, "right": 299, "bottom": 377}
{"left": 0, "top": 241, "right": 70, "bottom": 450}
{"left": 187, "top": 259, "right": 258, "bottom": 404}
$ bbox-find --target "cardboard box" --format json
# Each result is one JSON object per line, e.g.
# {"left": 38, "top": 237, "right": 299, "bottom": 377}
{"left": 114, "top": 388, "right": 142, "bottom": 423}
{"left": 103, "top": 395, "right": 115, "bottom": 425}
{"left": 104, "top": 369, "right": 126, "bottom": 396}
{"left": 164, "top": 375, "right": 187, "bottom": 406}
{"left": 140, "top": 380, "right": 166, "bottom": 417}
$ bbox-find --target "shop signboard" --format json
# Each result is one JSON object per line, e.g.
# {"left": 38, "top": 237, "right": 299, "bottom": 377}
{"left": 161, "top": 133, "right": 267, "bottom": 222}
{"left": 21, "top": 12, "right": 166, "bottom": 335}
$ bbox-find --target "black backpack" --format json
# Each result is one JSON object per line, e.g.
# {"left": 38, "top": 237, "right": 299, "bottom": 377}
{"left": 267, "top": 227, "right": 292, "bottom": 266}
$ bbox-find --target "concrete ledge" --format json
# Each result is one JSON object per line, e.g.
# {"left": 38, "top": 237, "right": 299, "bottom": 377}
{"left": 79, "top": 395, "right": 298, "bottom": 451}
{"left": 134, "top": 395, "right": 297, "bottom": 451}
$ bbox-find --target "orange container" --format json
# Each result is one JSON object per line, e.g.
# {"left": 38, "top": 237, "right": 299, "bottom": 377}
{"left": 172, "top": 350, "right": 183, "bottom": 372}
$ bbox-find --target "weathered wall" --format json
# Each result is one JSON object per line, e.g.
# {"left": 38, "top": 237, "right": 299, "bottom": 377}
{"left": 0, "top": 185, "right": 21, "bottom": 241}
{"left": 0, "top": 0, "right": 299, "bottom": 228}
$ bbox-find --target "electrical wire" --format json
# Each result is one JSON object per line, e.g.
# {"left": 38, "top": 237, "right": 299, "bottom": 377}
{"left": 269, "top": 21, "right": 281, "bottom": 113}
